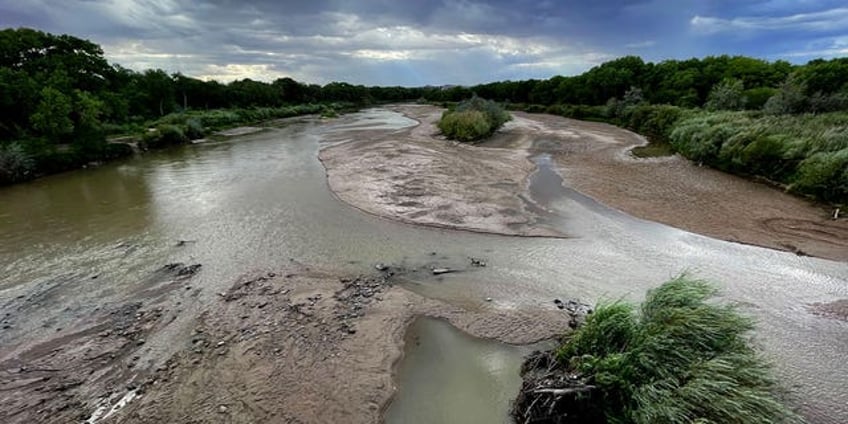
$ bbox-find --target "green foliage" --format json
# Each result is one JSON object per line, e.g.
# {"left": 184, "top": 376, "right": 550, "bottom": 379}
{"left": 142, "top": 124, "right": 188, "bottom": 148}
{"left": 438, "top": 96, "right": 510, "bottom": 142}
{"left": 438, "top": 110, "right": 491, "bottom": 142}
{"left": 670, "top": 110, "right": 848, "bottom": 203}
{"left": 184, "top": 118, "right": 205, "bottom": 140}
{"left": 793, "top": 148, "right": 848, "bottom": 202}
{"left": 0, "top": 142, "right": 35, "bottom": 183}
{"left": 706, "top": 78, "right": 746, "bottom": 111}
{"left": 30, "top": 87, "right": 74, "bottom": 141}
{"left": 558, "top": 277, "right": 796, "bottom": 424}
{"left": 764, "top": 75, "right": 809, "bottom": 115}
{"left": 744, "top": 87, "right": 778, "bottom": 110}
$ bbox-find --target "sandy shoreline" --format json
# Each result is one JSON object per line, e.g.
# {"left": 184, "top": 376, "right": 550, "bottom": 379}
{"left": 320, "top": 105, "right": 848, "bottom": 262}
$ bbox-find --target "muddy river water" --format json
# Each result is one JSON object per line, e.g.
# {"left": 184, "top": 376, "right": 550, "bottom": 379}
{"left": 1, "top": 108, "right": 847, "bottom": 423}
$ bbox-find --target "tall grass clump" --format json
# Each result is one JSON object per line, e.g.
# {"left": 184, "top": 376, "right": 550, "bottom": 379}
{"left": 438, "top": 95, "right": 510, "bottom": 142}
{"left": 516, "top": 277, "right": 796, "bottom": 424}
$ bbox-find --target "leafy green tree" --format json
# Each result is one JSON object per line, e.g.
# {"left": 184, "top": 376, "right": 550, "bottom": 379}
{"left": 30, "top": 87, "right": 74, "bottom": 141}
{"left": 705, "top": 79, "right": 746, "bottom": 111}
{"left": 764, "top": 74, "right": 809, "bottom": 115}
{"left": 139, "top": 69, "right": 176, "bottom": 116}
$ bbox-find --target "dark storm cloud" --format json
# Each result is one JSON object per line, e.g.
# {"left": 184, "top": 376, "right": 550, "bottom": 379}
{"left": 1, "top": 0, "right": 845, "bottom": 85}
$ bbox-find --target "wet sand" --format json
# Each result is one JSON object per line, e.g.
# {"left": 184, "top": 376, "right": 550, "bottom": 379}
{"left": 318, "top": 105, "right": 563, "bottom": 237}
{"left": 321, "top": 105, "right": 848, "bottom": 262}
{"left": 0, "top": 263, "right": 569, "bottom": 423}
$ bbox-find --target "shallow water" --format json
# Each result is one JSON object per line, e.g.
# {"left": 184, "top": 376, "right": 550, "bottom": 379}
{"left": 1, "top": 108, "right": 846, "bottom": 422}
{"left": 385, "top": 318, "right": 538, "bottom": 424}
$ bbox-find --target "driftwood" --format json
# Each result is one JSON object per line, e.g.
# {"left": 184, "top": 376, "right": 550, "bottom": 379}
{"left": 511, "top": 350, "right": 605, "bottom": 424}
{"left": 533, "top": 386, "right": 595, "bottom": 396}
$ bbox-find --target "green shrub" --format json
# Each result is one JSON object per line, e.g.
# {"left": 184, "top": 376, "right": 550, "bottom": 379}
{"left": 744, "top": 87, "right": 778, "bottom": 110}
{"left": 670, "top": 110, "right": 848, "bottom": 202}
{"left": 0, "top": 142, "right": 35, "bottom": 184}
{"left": 557, "top": 276, "right": 796, "bottom": 424}
{"left": 792, "top": 148, "right": 848, "bottom": 202}
{"left": 625, "top": 105, "right": 686, "bottom": 144}
{"left": 438, "top": 110, "right": 491, "bottom": 142}
{"left": 438, "top": 96, "right": 510, "bottom": 142}
{"left": 705, "top": 79, "right": 746, "bottom": 111}
{"left": 142, "top": 124, "right": 188, "bottom": 148}
{"left": 184, "top": 118, "right": 205, "bottom": 139}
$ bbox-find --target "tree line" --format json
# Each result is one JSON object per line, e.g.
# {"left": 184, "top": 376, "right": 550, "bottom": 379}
{"left": 423, "top": 55, "right": 848, "bottom": 114}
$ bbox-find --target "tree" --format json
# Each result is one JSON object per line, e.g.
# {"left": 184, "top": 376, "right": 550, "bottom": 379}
{"left": 705, "top": 78, "right": 746, "bottom": 111}
{"left": 139, "top": 69, "right": 175, "bottom": 116}
{"left": 30, "top": 87, "right": 74, "bottom": 141}
{"left": 764, "top": 74, "right": 809, "bottom": 115}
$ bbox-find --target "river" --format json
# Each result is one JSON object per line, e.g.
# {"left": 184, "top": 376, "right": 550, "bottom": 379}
{"left": 1, "top": 108, "right": 846, "bottom": 423}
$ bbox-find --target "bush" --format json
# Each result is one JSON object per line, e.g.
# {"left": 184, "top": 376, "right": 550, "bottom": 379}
{"left": 184, "top": 118, "right": 205, "bottom": 140}
{"left": 142, "top": 124, "right": 188, "bottom": 148}
{"left": 553, "top": 277, "right": 796, "bottom": 424}
{"left": 705, "top": 79, "right": 746, "bottom": 111}
{"left": 792, "top": 148, "right": 848, "bottom": 202}
{"left": 670, "top": 110, "right": 848, "bottom": 203}
{"left": 744, "top": 87, "right": 778, "bottom": 110}
{"left": 625, "top": 105, "right": 687, "bottom": 144}
{"left": 438, "top": 110, "right": 491, "bottom": 142}
{"left": 764, "top": 75, "right": 809, "bottom": 115}
{"left": 0, "top": 142, "right": 35, "bottom": 184}
{"left": 438, "top": 96, "right": 510, "bottom": 142}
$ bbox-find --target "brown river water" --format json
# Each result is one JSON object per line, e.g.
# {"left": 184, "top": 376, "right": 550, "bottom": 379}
{"left": 1, "top": 108, "right": 847, "bottom": 423}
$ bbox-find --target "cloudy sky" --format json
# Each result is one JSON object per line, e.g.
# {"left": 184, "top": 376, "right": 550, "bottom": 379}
{"left": 2, "top": 0, "right": 847, "bottom": 86}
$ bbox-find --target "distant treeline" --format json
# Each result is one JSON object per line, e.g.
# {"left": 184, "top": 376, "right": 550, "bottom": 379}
{"left": 424, "top": 55, "right": 848, "bottom": 112}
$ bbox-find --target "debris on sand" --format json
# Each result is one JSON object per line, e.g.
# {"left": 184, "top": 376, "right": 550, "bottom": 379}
{"left": 469, "top": 257, "right": 487, "bottom": 267}
{"left": 431, "top": 268, "right": 456, "bottom": 275}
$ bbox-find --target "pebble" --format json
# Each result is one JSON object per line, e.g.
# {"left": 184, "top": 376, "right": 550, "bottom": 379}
{"left": 218, "top": 405, "right": 228, "bottom": 414}
{"left": 485, "top": 297, "right": 493, "bottom": 302}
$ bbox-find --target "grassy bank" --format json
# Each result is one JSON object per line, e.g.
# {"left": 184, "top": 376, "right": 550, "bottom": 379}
{"left": 0, "top": 102, "right": 354, "bottom": 185}
{"left": 509, "top": 102, "right": 847, "bottom": 205}
{"left": 513, "top": 277, "right": 797, "bottom": 424}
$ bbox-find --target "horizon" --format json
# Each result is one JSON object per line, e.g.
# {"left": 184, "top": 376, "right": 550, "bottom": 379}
{"left": 2, "top": 1, "right": 848, "bottom": 86}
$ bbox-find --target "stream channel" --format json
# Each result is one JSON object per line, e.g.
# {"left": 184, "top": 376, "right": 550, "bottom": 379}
{"left": 1, "top": 108, "right": 846, "bottom": 423}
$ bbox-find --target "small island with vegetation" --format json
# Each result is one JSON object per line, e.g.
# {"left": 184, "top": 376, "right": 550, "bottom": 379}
{"left": 437, "top": 95, "right": 511, "bottom": 142}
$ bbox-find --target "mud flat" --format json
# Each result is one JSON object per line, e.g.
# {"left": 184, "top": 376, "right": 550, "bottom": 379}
{"left": 0, "top": 262, "right": 569, "bottom": 423}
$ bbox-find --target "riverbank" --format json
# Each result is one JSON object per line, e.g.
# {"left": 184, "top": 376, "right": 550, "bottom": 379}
{"left": 1, "top": 102, "right": 358, "bottom": 187}
{"left": 0, "top": 262, "right": 570, "bottom": 423}
{"left": 320, "top": 105, "right": 848, "bottom": 262}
